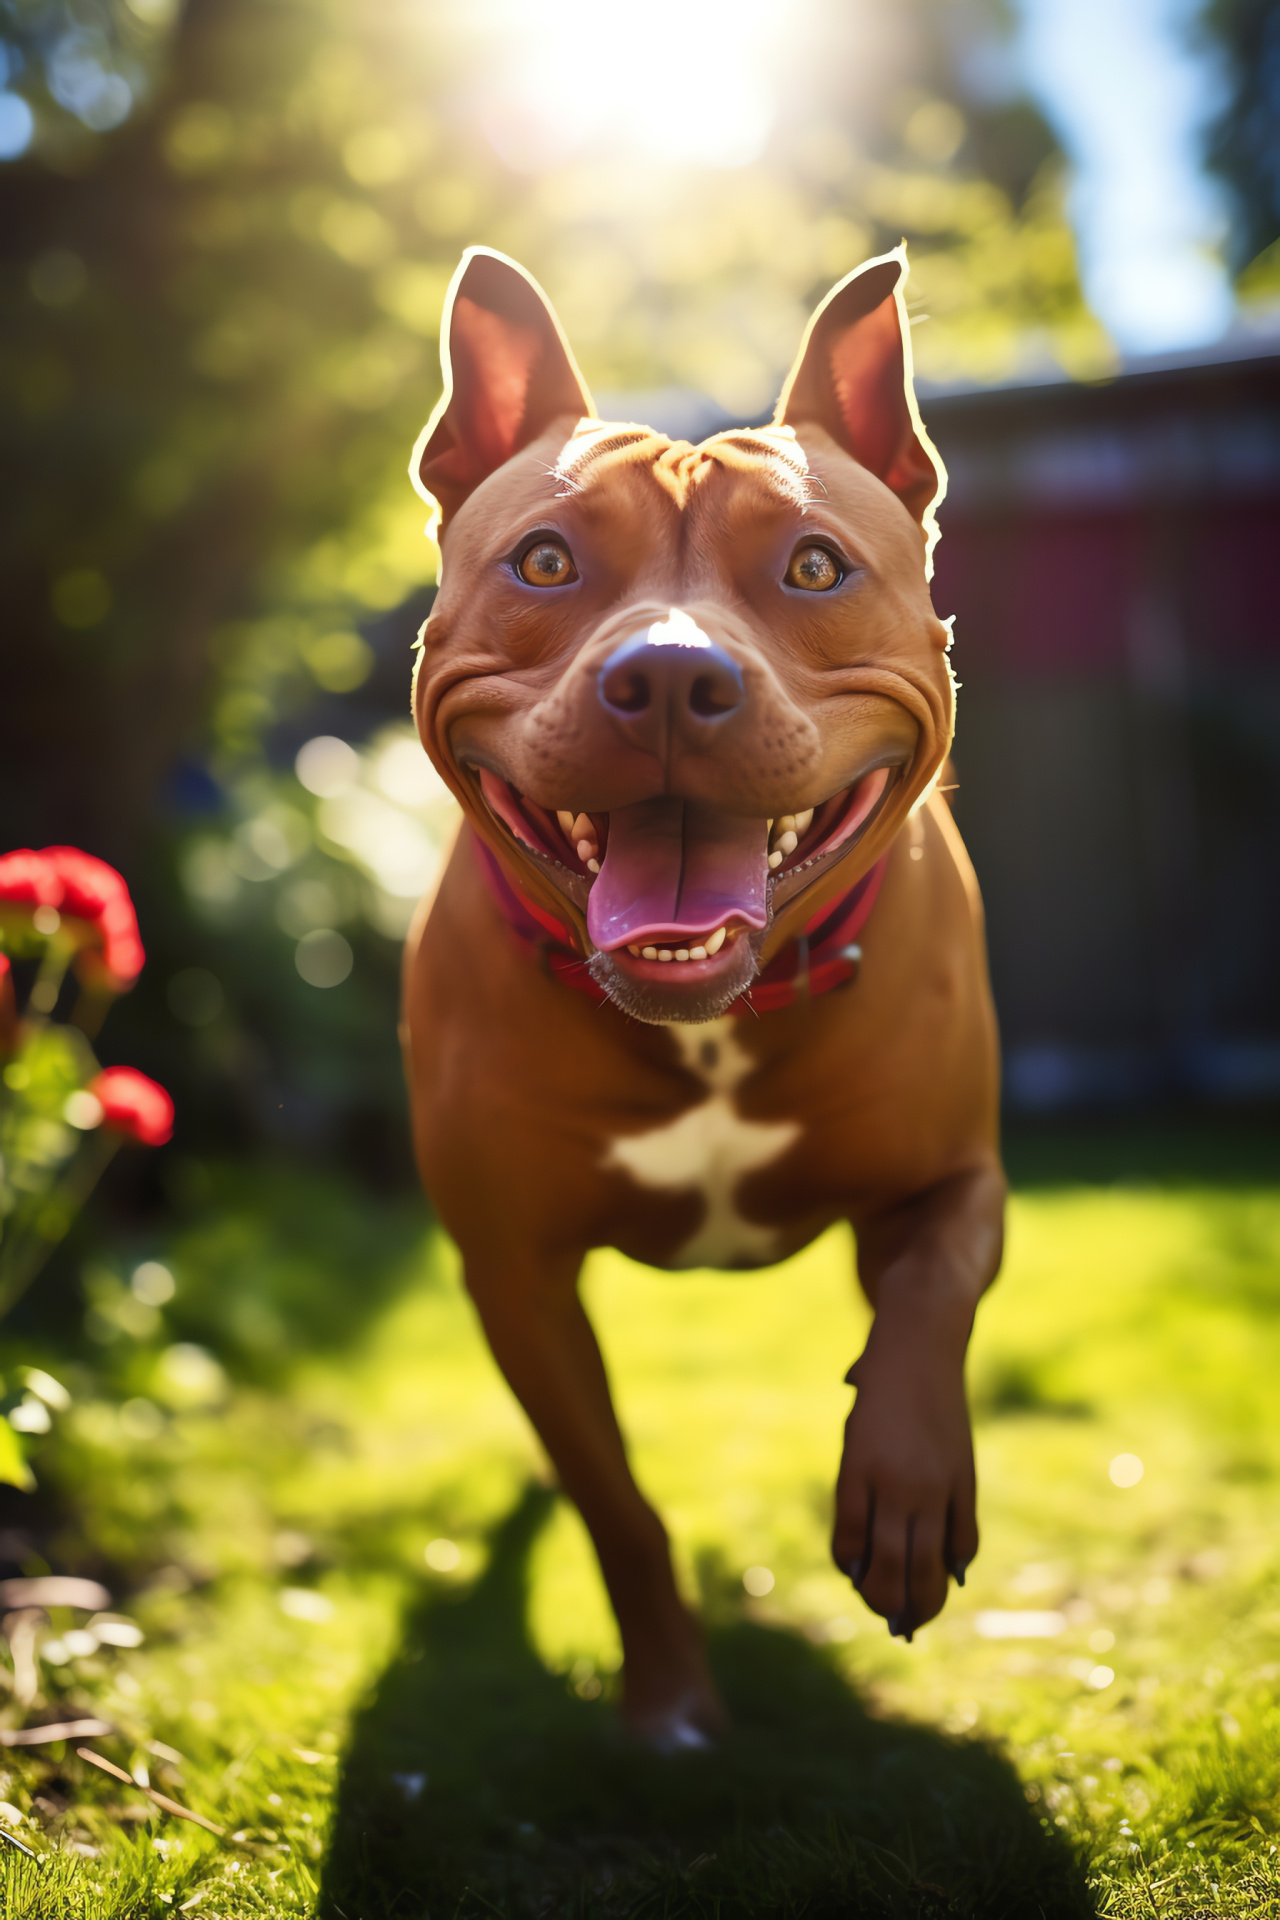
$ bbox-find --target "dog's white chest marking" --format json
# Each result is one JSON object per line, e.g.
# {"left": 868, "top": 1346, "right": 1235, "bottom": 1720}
{"left": 603, "top": 1018, "right": 800, "bottom": 1268}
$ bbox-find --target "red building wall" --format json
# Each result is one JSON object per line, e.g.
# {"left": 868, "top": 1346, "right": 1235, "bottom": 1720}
{"left": 924, "top": 348, "right": 1280, "bottom": 1108}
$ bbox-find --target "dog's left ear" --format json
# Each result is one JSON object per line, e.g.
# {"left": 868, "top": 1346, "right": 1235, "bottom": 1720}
{"left": 411, "top": 246, "right": 595, "bottom": 535}
{"left": 774, "top": 247, "right": 945, "bottom": 559}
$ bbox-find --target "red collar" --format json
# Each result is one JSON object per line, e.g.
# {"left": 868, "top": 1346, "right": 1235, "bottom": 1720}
{"left": 471, "top": 830, "right": 887, "bottom": 1014}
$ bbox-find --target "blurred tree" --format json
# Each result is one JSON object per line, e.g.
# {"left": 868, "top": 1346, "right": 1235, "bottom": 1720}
{"left": 0, "top": 0, "right": 1105, "bottom": 1165}
{"left": 1203, "top": 0, "right": 1280, "bottom": 274}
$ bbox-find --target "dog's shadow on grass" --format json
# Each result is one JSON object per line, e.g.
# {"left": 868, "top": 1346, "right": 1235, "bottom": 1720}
{"left": 321, "top": 1487, "right": 1091, "bottom": 1919}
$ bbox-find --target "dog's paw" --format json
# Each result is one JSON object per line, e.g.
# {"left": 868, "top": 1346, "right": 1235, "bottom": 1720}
{"left": 833, "top": 1342, "right": 978, "bottom": 1632}
{"left": 623, "top": 1684, "right": 728, "bottom": 1753}
{"left": 646, "top": 1714, "right": 716, "bottom": 1754}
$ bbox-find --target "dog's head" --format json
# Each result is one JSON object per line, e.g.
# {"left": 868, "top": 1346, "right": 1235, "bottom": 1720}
{"left": 411, "top": 246, "right": 954, "bottom": 1025}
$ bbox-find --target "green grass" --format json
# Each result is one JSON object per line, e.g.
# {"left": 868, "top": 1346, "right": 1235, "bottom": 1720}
{"left": 2, "top": 1131, "right": 1279, "bottom": 1916}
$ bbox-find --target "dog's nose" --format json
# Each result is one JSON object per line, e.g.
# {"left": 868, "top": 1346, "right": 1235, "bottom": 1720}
{"left": 597, "top": 615, "right": 745, "bottom": 752}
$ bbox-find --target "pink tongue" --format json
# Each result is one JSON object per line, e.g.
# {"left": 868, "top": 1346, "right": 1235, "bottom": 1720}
{"left": 587, "top": 799, "right": 769, "bottom": 952}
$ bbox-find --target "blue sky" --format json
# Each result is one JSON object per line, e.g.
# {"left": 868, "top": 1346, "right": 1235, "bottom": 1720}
{"left": 1016, "top": 0, "right": 1236, "bottom": 354}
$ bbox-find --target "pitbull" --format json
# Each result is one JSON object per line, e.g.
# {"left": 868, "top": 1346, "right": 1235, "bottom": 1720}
{"left": 402, "top": 246, "right": 1004, "bottom": 1747}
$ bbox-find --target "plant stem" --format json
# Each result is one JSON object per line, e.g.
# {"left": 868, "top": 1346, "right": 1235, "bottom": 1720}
{"left": 0, "top": 1132, "right": 121, "bottom": 1321}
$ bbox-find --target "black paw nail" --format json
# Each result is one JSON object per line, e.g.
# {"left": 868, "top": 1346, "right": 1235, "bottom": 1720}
{"left": 888, "top": 1609, "right": 914, "bottom": 1642}
{"left": 950, "top": 1559, "right": 969, "bottom": 1588}
{"left": 847, "top": 1549, "right": 871, "bottom": 1589}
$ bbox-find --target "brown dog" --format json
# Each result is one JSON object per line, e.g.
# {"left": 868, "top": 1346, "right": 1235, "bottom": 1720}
{"left": 402, "top": 246, "right": 1004, "bottom": 1747}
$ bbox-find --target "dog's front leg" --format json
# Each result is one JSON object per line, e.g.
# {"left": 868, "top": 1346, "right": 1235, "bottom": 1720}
{"left": 834, "top": 1165, "right": 1005, "bottom": 1637}
{"left": 465, "top": 1252, "right": 726, "bottom": 1745}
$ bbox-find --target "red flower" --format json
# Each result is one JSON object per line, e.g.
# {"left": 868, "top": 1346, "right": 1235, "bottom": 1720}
{"left": 88, "top": 1066, "right": 174, "bottom": 1147}
{"left": 48, "top": 848, "right": 146, "bottom": 988}
{"left": 0, "top": 847, "right": 144, "bottom": 990}
{"left": 0, "top": 849, "right": 61, "bottom": 912}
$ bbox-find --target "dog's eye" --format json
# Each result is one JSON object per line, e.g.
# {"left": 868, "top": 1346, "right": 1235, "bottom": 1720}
{"left": 785, "top": 545, "right": 841, "bottom": 592}
{"left": 517, "top": 539, "right": 578, "bottom": 587}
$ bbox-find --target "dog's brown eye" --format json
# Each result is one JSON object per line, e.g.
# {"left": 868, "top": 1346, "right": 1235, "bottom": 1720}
{"left": 517, "top": 539, "right": 577, "bottom": 587}
{"left": 786, "top": 545, "right": 841, "bottom": 592}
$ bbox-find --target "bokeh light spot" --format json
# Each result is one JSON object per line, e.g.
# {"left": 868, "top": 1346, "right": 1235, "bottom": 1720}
{"left": 22, "top": 1369, "right": 70, "bottom": 1411}
{"left": 302, "top": 630, "right": 375, "bottom": 693}
{"left": 276, "top": 879, "right": 344, "bottom": 940}
{"left": 1109, "top": 1453, "right": 1144, "bottom": 1488}
{"left": 279, "top": 1587, "right": 334, "bottom": 1623}
{"left": 119, "top": 1397, "right": 165, "bottom": 1440}
{"left": 132, "top": 1261, "right": 176, "bottom": 1307}
{"left": 64, "top": 1090, "right": 104, "bottom": 1130}
{"left": 51, "top": 567, "right": 112, "bottom": 629}
{"left": 975, "top": 1609, "right": 1068, "bottom": 1639}
{"left": 164, "top": 101, "right": 234, "bottom": 174}
{"left": 47, "top": 31, "right": 132, "bottom": 131}
{"left": 0, "top": 92, "right": 34, "bottom": 161}
{"left": 155, "top": 1342, "right": 226, "bottom": 1409}
{"left": 904, "top": 98, "right": 966, "bottom": 163}
{"left": 374, "top": 736, "right": 449, "bottom": 808}
{"left": 343, "top": 127, "right": 410, "bottom": 186}
{"left": 295, "top": 928, "right": 354, "bottom": 988}
{"left": 296, "top": 735, "right": 360, "bottom": 798}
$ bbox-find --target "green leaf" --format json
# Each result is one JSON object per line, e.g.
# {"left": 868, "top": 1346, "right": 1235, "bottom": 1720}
{"left": 0, "top": 1418, "right": 34, "bottom": 1492}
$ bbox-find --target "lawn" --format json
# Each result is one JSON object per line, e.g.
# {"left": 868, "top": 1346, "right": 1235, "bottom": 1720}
{"left": 0, "top": 1120, "right": 1278, "bottom": 1916}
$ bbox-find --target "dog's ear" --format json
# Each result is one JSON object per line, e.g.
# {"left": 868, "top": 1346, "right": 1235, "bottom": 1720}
{"left": 411, "top": 247, "right": 595, "bottom": 533}
{"left": 774, "top": 247, "right": 945, "bottom": 556}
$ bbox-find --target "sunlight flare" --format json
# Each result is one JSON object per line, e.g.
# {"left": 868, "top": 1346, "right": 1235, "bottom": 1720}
{"left": 472, "top": 0, "right": 803, "bottom": 171}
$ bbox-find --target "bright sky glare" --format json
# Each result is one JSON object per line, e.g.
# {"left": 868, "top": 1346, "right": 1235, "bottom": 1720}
{"left": 1016, "top": 0, "right": 1235, "bottom": 353}
{"left": 474, "top": 0, "right": 794, "bottom": 172}
{"left": 482, "top": 0, "right": 1236, "bottom": 353}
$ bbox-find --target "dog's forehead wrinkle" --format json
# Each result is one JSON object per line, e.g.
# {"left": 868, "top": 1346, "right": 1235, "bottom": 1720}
{"left": 556, "top": 425, "right": 674, "bottom": 489}
{"left": 696, "top": 429, "right": 817, "bottom": 511}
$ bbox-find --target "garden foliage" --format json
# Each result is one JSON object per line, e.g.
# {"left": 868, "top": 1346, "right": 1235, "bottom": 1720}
{"left": 0, "top": 846, "right": 171, "bottom": 1488}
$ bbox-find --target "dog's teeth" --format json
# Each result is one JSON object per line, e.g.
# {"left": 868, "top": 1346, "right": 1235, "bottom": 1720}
{"left": 675, "top": 949, "right": 690, "bottom": 962}
{"left": 642, "top": 946, "right": 658, "bottom": 961}
{"left": 776, "top": 814, "right": 796, "bottom": 834}
{"left": 557, "top": 810, "right": 576, "bottom": 835}
{"left": 793, "top": 808, "right": 814, "bottom": 835}
{"left": 689, "top": 946, "right": 707, "bottom": 961}
{"left": 777, "top": 830, "right": 798, "bottom": 855}
{"left": 704, "top": 926, "right": 726, "bottom": 955}
{"left": 628, "top": 945, "right": 641, "bottom": 956}
{"left": 570, "top": 813, "right": 600, "bottom": 869}
{"left": 767, "top": 850, "right": 784, "bottom": 869}
{"left": 658, "top": 950, "right": 673, "bottom": 962}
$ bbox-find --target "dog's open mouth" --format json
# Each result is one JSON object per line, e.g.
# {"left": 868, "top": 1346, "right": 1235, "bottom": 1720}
{"left": 473, "top": 764, "right": 893, "bottom": 980}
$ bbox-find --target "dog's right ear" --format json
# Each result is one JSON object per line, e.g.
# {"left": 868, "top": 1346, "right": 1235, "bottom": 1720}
{"left": 411, "top": 247, "right": 595, "bottom": 536}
